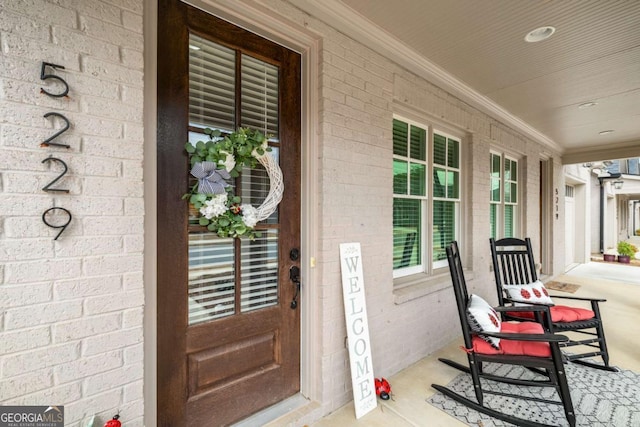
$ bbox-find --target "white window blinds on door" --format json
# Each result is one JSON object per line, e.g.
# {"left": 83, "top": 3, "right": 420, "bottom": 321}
{"left": 189, "top": 34, "right": 236, "bottom": 131}
{"left": 241, "top": 54, "right": 279, "bottom": 137}
{"left": 240, "top": 230, "right": 279, "bottom": 312}
{"left": 188, "top": 234, "right": 235, "bottom": 324}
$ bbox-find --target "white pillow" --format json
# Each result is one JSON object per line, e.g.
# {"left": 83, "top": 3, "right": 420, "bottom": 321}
{"left": 466, "top": 294, "right": 501, "bottom": 349}
{"left": 503, "top": 280, "right": 554, "bottom": 305}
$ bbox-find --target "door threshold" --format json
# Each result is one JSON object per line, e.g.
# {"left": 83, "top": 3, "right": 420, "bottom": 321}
{"left": 565, "top": 262, "right": 580, "bottom": 273}
{"left": 231, "top": 393, "right": 314, "bottom": 427}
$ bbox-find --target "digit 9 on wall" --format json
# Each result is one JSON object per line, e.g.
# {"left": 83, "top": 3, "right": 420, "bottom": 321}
{"left": 39, "top": 62, "right": 73, "bottom": 240}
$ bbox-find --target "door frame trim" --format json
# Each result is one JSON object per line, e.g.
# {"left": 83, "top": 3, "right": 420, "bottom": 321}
{"left": 539, "top": 157, "right": 554, "bottom": 276}
{"left": 143, "top": 1, "right": 321, "bottom": 425}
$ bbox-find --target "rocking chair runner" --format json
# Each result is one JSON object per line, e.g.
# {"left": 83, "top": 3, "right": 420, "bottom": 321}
{"left": 490, "top": 237, "right": 616, "bottom": 372}
{"left": 434, "top": 241, "right": 576, "bottom": 427}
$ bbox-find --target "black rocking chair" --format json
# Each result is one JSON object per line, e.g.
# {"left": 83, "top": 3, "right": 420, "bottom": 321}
{"left": 433, "top": 241, "right": 576, "bottom": 427}
{"left": 490, "top": 237, "right": 617, "bottom": 372}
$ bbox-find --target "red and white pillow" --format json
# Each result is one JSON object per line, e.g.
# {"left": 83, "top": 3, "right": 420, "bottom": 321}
{"left": 503, "top": 280, "right": 554, "bottom": 305}
{"left": 466, "top": 294, "right": 501, "bottom": 349}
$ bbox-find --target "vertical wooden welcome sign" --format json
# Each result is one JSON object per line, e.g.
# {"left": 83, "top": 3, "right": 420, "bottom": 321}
{"left": 339, "top": 243, "right": 377, "bottom": 418}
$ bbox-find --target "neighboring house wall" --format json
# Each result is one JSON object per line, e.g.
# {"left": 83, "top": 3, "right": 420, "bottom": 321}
{"left": 585, "top": 161, "right": 640, "bottom": 254}
{"left": 588, "top": 174, "right": 637, "bottom": 254}
{"left": 0, "top": 1, "right": 145, "bottom": 426}
{"left": 1, "top": 0, "right": 567, "bottom": 425}
{"left": 619, "top": 176, "right": 640, "bottom": 238}
{"left": 564, "top": 164, "right": 591, "bottom": 265}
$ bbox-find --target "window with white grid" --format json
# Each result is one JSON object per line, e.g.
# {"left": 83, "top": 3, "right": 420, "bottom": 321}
{"left": 490, "top": 152, "right": 519, "bottom": 239}
{"left": 393, "top": 117, "right": 461, "bottom": 278}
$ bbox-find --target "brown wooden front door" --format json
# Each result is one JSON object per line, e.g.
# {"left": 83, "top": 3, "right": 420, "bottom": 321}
{"left": 157, "top": 1, "right": 301, "bottom": 425}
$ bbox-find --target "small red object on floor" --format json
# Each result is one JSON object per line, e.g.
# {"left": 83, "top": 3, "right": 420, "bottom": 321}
{"left": 104, "top": 415, "right": 121, "bottom": 427}
{"left": 374, "top": 377, "right": 391, "bottom": 400}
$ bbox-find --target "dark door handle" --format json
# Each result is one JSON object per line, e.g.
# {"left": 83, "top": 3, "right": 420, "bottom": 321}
{"left": 289, "top": 266, "right": 301, "bottom": 309}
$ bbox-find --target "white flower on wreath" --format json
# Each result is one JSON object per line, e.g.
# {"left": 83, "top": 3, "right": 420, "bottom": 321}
{"left": 200, "top": 193, "right": 228, "bottom": 219}
{"left": 251, "top": 140, "right": 269, "bottom": 159}
{"left": 218, "top": 150, "right": 236, "bottom": 173}
{"left": 241, "top": 204, "right": 259, "bottom": 228}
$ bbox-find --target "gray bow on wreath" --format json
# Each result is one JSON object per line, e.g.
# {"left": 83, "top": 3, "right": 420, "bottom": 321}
{"left": 190, "top": 161, "right": 231, "bottom": 195}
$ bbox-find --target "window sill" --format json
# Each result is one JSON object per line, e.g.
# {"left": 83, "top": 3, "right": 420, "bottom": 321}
{"left": 393, "top": 269, "right": 474, "bottom": 305}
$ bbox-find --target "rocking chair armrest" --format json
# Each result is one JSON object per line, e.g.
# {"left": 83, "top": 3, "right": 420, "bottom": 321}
{"left": 548, "top": 295, "right": 607, "bottom": 303}
{"left": 474, "top": 330, "right": 569, "bottom": 343}
{"left": 494, "top": 305, "right": 550, "bottom": 313}
{"left": 493, "top": 305, "right": 554, "bottom": 330}
{"left": 501, "top": 298, "right": 553, "bottom": 307}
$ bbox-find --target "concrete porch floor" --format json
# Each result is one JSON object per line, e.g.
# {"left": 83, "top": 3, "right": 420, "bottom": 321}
{"left": 311, "top": 262, "right": 640, "bottom": 427}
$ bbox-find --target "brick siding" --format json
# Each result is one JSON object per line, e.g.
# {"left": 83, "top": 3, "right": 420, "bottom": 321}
{"left": 0, "top": 1, "right": 144, "bottom": 426}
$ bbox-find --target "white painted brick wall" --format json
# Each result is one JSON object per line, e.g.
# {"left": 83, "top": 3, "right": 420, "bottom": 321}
{"left": 0, "top": 1, "right": 144, "bottom": 426}
{"left": 259, "top": 0, "right": 564, "bottom": 417}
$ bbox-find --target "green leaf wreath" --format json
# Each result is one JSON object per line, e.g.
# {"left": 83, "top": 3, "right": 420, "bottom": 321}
{"left": 183, "top": 127, "right": 272, "bottom": 240}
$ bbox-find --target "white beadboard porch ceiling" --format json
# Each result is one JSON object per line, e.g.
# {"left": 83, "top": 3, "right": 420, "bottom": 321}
{"left": 293, "top": 0, "right": 640, "bottom": 163}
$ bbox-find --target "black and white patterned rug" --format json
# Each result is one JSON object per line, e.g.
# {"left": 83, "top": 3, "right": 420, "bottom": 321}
{"left": 428, "top": 362, "right": 640, "bottom": 426}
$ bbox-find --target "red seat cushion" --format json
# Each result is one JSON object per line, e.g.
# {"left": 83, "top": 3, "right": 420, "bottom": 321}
{"left": 472, "top": 321, "right": 551, "bottom": 357}
{"left": 506, "top": 305, "right": 595, "bottom": 323}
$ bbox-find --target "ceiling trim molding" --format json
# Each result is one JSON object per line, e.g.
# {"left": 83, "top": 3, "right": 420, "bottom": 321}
{"left": 561, "top": 139, "right": 640, "bottom": 165}
{"left": 293, "top": 0, "right": 562, "bottom": 152}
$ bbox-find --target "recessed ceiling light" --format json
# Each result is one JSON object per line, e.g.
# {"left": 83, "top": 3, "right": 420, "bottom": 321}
{"left": 599, "top": 130, "right": 615, "bottom": 135}
{"left": 578, "top": 102, "right": 597, "bottom": 109}
{"left": 524, "top": 26, "right": 556, "bottom": 42}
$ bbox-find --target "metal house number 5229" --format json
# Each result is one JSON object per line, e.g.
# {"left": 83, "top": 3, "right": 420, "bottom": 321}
{"left": 39, "top": 61, "right": 73, "bottom": 240}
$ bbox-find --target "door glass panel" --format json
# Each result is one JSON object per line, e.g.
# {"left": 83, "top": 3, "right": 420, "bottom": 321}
{"left": 188, "top": 233, "right": 235, "bottom": 324}
{"left": 188, "top": 35, "right": 282, "bottom": 324}
{"left": 241, "top": 54, "right": 279, "bottom": 137}
{"left": 188, "top": 34, "right": 235, "bottom": 131}
{"left": 241, "top": 230, "right": 279, "bottom": 312}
